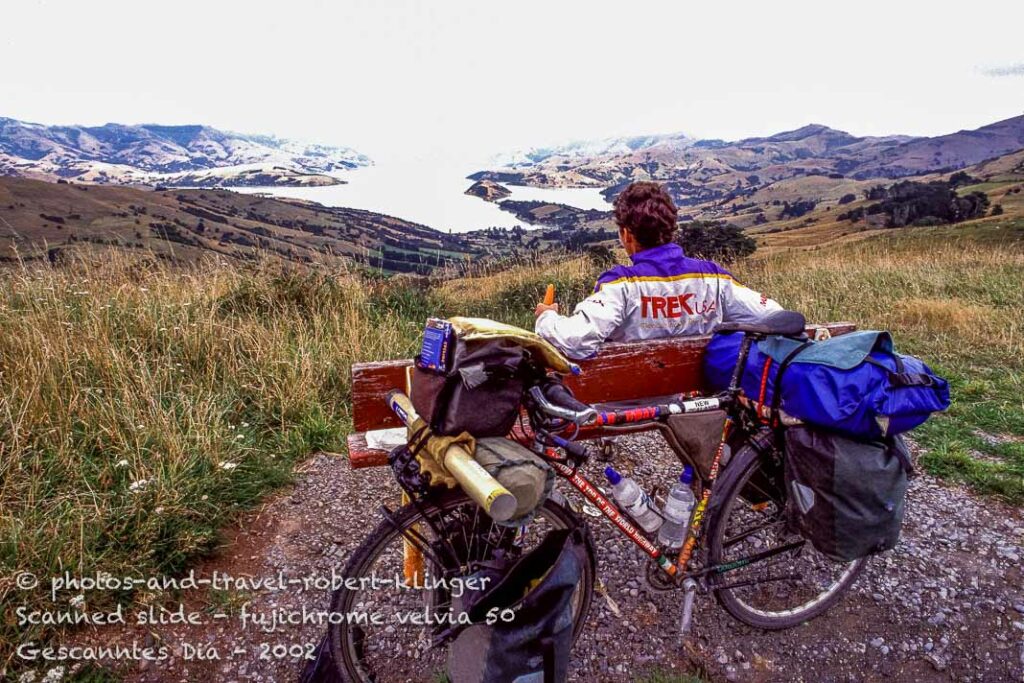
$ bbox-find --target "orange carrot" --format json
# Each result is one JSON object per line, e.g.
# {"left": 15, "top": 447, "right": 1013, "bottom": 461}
{"left": 543, "top": 283, "right": 555, "bottom": 306}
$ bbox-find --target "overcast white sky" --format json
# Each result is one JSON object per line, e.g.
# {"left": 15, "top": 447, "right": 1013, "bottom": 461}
{"left": 3, "top": 0, "right": 1023, "bottom": 166}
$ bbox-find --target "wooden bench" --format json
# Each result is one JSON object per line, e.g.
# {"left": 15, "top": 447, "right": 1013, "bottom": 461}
{"left": 347, "top": 322, "right": 856, "bottom": 468}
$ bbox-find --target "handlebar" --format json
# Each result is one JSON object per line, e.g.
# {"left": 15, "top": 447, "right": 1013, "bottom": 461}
{"left": 527, "top": 385, "right": 597, "bottom": 426}
{"left": 543, "top": 382, "right": 595, "bottom": 417}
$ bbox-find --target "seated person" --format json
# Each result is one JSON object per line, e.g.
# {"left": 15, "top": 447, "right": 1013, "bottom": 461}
{"left": 534, "top": 181, "right": 782, "bottom": 359}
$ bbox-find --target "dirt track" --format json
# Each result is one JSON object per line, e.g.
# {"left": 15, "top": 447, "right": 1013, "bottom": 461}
{"left": 64, "top": 434, "right": 1024, "bottom": 683}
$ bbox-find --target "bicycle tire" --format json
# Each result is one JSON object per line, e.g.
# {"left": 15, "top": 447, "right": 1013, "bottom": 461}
{"left": 706, "top": 440, "right": 866, "bottom": 630}
{"left": 328, "top": 488, "right": 596, "bottom": 682}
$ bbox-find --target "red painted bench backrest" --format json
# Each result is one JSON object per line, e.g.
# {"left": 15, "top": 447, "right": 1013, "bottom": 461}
{"left": 347, "top": 322, "right": 856, "bottom": 468}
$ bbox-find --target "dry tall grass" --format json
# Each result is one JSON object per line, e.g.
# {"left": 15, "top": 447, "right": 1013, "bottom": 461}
{"left": 739, "top": 236, "right": 1024, "bottom": 366}
{"left": 0, "top": 252, "right": 439, "bottom": 666}
{"left": 1, "top": 225, "right": 1022, "bottom": 670}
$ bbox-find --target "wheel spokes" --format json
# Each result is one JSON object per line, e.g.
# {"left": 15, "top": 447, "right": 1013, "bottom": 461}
{"left": 333, "top": 495, "right": 588, "bottom": 682}
{"left": 715, "top": 452, "right": 861, "bottom": 619}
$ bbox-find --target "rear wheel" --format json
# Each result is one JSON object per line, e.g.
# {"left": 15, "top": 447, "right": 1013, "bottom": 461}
{"left": 328, "top": 489, "right": 595, "bottom": 682}
{"left": 706, "top": 441, "right": 866, "bottom": 630}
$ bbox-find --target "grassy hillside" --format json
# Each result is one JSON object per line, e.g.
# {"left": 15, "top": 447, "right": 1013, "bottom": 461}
{"left": 1, "top": 218, "right": 1022, "bottom": 672}
{"left": 730, "top": 153, "right": 1023, "bottom": 253}
{"left": 474, "top": 146, "right": 1024, "bottom": 259}
{"left": 0, "top": 177, "right": 496, "bottom": 273}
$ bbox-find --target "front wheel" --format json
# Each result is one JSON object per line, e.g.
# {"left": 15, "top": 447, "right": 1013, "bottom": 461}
{"left": 328, "top": 489, "right": 596, "bottom": 682}
{"left": 705, "top": 440, "right": 866, "bottom": 630}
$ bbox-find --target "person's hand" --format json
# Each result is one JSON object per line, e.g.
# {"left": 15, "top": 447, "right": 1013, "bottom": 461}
{"left": 534, "top": 302, "right": 559, "bottom": 317}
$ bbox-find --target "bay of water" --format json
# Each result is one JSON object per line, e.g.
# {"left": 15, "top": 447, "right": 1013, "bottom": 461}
{"left": 228, "top": 160, "right": 610, "bottom": 233}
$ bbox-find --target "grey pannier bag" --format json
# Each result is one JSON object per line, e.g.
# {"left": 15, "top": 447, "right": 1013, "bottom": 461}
{"left": 475, "top": 437, "right": 554, "bottom": 526}
{"left": 447, "top": 528, "right": 586, "bottom": 683}
{"left": 784, "top": 425, "right": 912, "bottom": 562}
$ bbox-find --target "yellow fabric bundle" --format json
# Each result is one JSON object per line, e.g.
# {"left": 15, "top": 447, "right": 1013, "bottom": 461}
{"left": 406, "top": 417, "right": 475, "bottom": 489}
{"left": 448, "top": 316, "right": 577, "bottom": 375}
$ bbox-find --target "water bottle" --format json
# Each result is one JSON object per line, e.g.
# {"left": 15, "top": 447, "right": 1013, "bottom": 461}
{"left": 658, "top": 466, "right": 696, "bottom": 550}
{"left": 604, "top": 466, "right": 662, "bottom": 534}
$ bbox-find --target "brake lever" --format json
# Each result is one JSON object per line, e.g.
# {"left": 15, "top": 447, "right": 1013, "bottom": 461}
{"left": 544, "top": 432, "right": 593, "bottom": 464}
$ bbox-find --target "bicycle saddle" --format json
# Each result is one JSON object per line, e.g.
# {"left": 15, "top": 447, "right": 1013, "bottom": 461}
{"left": 714, "top": 310, "right": 807, "bottom": 337}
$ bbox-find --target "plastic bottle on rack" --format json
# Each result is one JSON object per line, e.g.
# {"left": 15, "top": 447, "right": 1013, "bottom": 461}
{"left": 657, "top": 465, "right": 696, "bottom": 550}
{"left": 603, "top": 466, "right": 663, "bottom": 534}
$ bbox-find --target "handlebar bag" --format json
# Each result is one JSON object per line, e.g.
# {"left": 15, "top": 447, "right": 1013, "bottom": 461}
{"left": 784, "top": 425, "right": 911, "bottom": 562}
{"left": 446, "top": 528, "right": 585, "bottom": 683}
{"left": 704, "top": 330, "right": 950, "bottom": 439}
{"left": 411, "top": 337, "right": 529, "bottom": 438}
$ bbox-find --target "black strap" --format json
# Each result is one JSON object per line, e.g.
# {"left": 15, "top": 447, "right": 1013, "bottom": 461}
{"left": 769, "top": 338, "right": 814, "bottom": 426}
{"left": 541, "top": 636, "right": 556, "bottom": 682}
{"left": 406, "top": 424, "right": 431, "bottom": 457}
{"left": 889, "top": 436, "right": 915, "bottom": 476}
{"left": 864, "top": 357, "right": 935, "bottom": 388}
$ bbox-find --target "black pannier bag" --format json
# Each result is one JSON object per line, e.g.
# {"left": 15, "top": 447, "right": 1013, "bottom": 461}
{"left": 411, "top": 337, "right": 529, "bottom": 437}
{"left": 446, "top": 528, "right": 586, "bottom": 683}
{"left": 784, "top": 425, "right": 912, "bottom": 563}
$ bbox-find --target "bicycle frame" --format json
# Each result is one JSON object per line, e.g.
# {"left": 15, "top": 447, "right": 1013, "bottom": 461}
{"left": 537, "top": 397, "right": 728, "bottom": 580}
{"left": 533, "top": 332, "right": 796, "bottom": 583}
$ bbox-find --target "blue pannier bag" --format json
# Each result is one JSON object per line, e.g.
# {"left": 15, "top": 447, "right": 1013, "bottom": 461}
{"left": 704, "top": 329, "right": 950, "bottom": 439}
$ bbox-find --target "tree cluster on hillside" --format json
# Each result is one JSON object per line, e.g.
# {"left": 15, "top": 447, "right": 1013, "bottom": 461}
{"left": 779, "top": 199, "right": 817, "bottom": 219}
{"left": 584, "top": 244, "right": 616, "bottom": 268}
{"left": 674, "top": 220, "right": 757, "bottom": 264}
{"left": 948, "top": 171, "right": 979, "bottom": 187}
{"left": 839, "top": 180, "right": 990, "bottom": 228}
{"left": 543, "top": 227, "right": 617, "bottom": 252}
{"left": 864, "top": 185, "right": 888, "bottom": 201}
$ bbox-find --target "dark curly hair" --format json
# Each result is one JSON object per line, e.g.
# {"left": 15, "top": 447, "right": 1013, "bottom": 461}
{"left": 613, "top": 181, "right": 678, "bottom": 248}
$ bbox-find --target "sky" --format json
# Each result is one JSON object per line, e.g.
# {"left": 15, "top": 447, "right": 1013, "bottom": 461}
{"left": 3, "top": 0, "right": 1023, "bottom": 167}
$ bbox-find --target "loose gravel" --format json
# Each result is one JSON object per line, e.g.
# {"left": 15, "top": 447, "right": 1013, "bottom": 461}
{"left": 59, "top": 433, "right": 1024, "bottom": 682}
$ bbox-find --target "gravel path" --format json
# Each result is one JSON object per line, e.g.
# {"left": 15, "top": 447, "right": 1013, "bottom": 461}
{"left": 66, "top": 433, "right": 1024, "bottom": 682}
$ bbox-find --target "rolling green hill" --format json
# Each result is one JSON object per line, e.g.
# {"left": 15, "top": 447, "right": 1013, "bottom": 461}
{"left": 0, "top": 177, "right": 500, "bottom": 274}
{"left": 475, "top": 147, "right": 1024, "bottom": 257}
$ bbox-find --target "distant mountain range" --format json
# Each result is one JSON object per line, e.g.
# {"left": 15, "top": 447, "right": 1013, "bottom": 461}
{"left": 489, "top": 132, "right": 689, "bottom": 167}
{"left": 475, "top": 114, "right": 1024, "bottom": 208}
{"left": 0, "top": 118, "right": 371, "bottom": 188}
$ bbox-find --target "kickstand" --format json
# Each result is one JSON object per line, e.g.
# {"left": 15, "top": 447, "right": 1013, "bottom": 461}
{"left": 679, "top": 578, "right": 698, "bottom": 637}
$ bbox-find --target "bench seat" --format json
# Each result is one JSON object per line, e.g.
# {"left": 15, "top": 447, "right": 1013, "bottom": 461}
{"left": 347, "top": 322, "right": 855, "bottom": 468}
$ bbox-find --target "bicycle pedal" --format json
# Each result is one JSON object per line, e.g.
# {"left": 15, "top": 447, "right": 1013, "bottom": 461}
{"left": 678, "top": 578, "right": 698, "bottom": 637}
{"left": 559, "top": 492, "right": 602, "bottom": 518}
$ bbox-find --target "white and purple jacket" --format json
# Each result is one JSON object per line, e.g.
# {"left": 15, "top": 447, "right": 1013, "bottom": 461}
{"left": 535, "top": 243, "right": 782, "bottom": 359}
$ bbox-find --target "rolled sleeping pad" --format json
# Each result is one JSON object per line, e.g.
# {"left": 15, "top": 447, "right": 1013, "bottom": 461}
{"left": 386, "top": 390, "right": 518, "bottom": 522}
